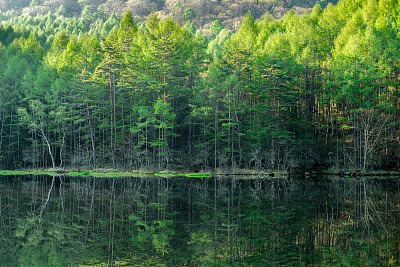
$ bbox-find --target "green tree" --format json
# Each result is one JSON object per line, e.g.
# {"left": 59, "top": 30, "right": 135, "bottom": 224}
{"left": 210, "top": 19, "right": 224, "bottom": 36}
{"left": 81, "top": 6, "right": 94, "bottom": 22}
{"left": 94, "top": 29, "right": 123, "bottom": 169}
{"left": 153, "top": 98, "right": 176, "bottom": 169}
{"left": 29, "top": 0, "right": 39, "bottom": 8}
{"left": 183, "top": 8, "right": 195, "bottom": 21}
{"left": 18, "top": 100, "right": 56, "bottom": 169}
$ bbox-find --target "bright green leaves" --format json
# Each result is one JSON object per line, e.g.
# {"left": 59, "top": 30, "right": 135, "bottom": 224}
{"left": 46, "top": 31, "right": 69, "bottom": 68}
{"left": 17, "top": 100, "right": 45, "bottom": 133}
{"left": 229, "top": 12, "right": 258, "bottom": 51}
{"left": 2, "top": 0, "right": 400, "bottom": 171}
{"left": 20, "top": 33, "right": 42, "bottom": 65}
{"left": 118, "top": 10, "right": 137, "bottom": 50}
{"left": 207, "top": 29, "right": 231, "bottom": 57}
{"left": 154, "top": 98, "right": 176, "bottom": 132}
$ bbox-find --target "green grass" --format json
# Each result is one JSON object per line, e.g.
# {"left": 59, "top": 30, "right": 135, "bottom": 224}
{"left": 0, "top": 170, "right": 211, "bottom": 178}
{"left": 0, "top": 170, "right": 284, "bottom": 179}
{"left": 154, "top": 173, "right": 211, "bottom": 178}
{"left": 0, "top": 170, "right": 57, "bottom": 176}
{"left": 0, "top": 170, "right": 148, "bottom": 177}
{"left": 185, "top": 173, "right": 211, "bottom": 178}
{"left": 67, "top": 171, "right": 91, "bottom": 176}
{"left": 67, "top": 171, "right": 148, "bottom": 177}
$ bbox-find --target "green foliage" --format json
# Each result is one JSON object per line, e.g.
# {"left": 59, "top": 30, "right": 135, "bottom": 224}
{"left": 210, "top": 19, "right": 224, "bottom": 36}
{"left": 81, "top": 6, "right": 94, "bottom": 22}
{"left": 154, "top": 99, "right": 176, "bottom": 131}
{"left": 183, "top": 8, "right": 195, "bottom": 21}
{"left": 0, "top": 0, "right": 399, "bottom": 171}
{"left": 29, "top": 0, "right": 39, "bottom": 8}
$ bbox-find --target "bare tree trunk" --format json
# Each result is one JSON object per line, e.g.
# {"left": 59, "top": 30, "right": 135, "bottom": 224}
{"left": 41, "top": 128, "right": 55, "bottom": 169}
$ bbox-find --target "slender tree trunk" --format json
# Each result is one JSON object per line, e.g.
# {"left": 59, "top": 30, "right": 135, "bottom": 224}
{"left": 0, "top": 115, "right": 4, "bottom": 160}
{"left": 109, "top": 69, "right": 116, "bottom": 169}
{"left": 113, "top": 72, "right": 117, "bottom": 167}
{"left": 85, "top": 81, "right": 96, "bottom": 170}
{"left": 40, "top": 127, "right": 55, "bottom": 169}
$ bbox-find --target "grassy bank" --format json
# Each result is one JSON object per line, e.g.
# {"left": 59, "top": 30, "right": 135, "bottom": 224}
{"left": 2, "top": 169, "right": 399, "bottom": 179}
{"left": 0, "top": 169, "right": 291, "bottom": 178}
{"left": 0, "top": 169, "right": 212, "bottom": 178}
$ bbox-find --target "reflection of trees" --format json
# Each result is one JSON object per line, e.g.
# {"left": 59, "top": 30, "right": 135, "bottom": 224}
{"left": 12, "top": 175, "right": 87, "bottom": 266}
{"left": 186, "top": 177, "right": 400, "bottom": 266}
{"left": 297, "top": 178, "right": 400, "bottom": 266}
{"left": 0, "top": 175, "right": 399, "bottom": 265}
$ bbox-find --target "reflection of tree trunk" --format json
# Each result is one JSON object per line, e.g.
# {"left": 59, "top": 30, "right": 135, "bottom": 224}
{"left": 353, "top": 109, "right": 357, "bottom": 169}
{"left": 271, "top": 180, "right": 277, "bottom": 262}
{"left": 363, "top": 180, "right": 370, "bottom": 230}
{"left": 214, "top": 176, "right": 218, "bottom": 265}
{"left": 39, "top": 176, "right": 55, "bottom": 222}
{"left": 85, "top": 177, "right": 96, "bottom": 244}
{"left": 107, "top": 177, "right": 115, "bottom": 267}
{"left": 59, "top": 176, "right": 64, "bottom": 215}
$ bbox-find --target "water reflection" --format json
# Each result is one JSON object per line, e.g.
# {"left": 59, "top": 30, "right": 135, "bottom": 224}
{"left": 0, "top": 175, "right": 399, "bottom": 266}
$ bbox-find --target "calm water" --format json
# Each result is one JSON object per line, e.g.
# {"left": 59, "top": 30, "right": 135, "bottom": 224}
{"left": 0, "top": 175, "right": 399, "bottom": 266}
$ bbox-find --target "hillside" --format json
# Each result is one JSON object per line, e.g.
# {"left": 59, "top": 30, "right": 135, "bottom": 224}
{"left": 0, "top": 0, "right": 337, "bottom": 32}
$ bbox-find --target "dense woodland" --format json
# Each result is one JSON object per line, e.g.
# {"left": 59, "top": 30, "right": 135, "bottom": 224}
{"left": 0, "top": 0, "right": 400, "bottom": 171}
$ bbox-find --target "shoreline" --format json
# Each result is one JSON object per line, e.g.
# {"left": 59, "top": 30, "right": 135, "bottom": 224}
{"left": 0, "top": 169, "right": 399, "bottom": 178}
{"left": 0, "top": 169, "right": 289, "bottom": 178}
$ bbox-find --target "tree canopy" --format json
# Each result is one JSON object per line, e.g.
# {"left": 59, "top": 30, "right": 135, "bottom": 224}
{"left": 0, "top": 0, "right": 399, "bottom": 171}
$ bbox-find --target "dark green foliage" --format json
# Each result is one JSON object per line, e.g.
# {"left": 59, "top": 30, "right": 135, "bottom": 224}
{"left": 210, "top": 19, "right": 224, "bottom": 36}
{"left": 183, "top": 8, "right": 195, "bottom": 21}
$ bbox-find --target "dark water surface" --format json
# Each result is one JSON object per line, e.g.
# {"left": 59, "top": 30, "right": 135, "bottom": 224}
{"left": 0, "top": 175, "right": 399, "bottom": 266}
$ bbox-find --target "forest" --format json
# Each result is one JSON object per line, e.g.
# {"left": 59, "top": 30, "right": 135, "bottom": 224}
{"left": 0, "top": 0, "right": 400, "bottom": 172}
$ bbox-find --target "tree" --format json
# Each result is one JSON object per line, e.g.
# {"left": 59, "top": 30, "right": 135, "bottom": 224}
{"left": 153, "top": 98, "right": 176, "bottom": 169}
{"left": 94, "top": 29, "right": 123, "bottom": 169}
{"left": 210, "top": 19, "right": 224, "bottom": 36}
{"left": 81, "top": 5, "right": 94, "bottom": 22}
{"left": 18, "top": 100, "right": 56, "bottom": 169}
{"left": 183, "top": 8, "right": 195, "bottom": 21}
{"left": 29, "top": 0, "right": 39, "bottom": 8}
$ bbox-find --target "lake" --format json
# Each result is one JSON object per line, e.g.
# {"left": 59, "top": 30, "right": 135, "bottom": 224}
{"left": 0, "top": 174, "right": 399, "bottom": 266}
